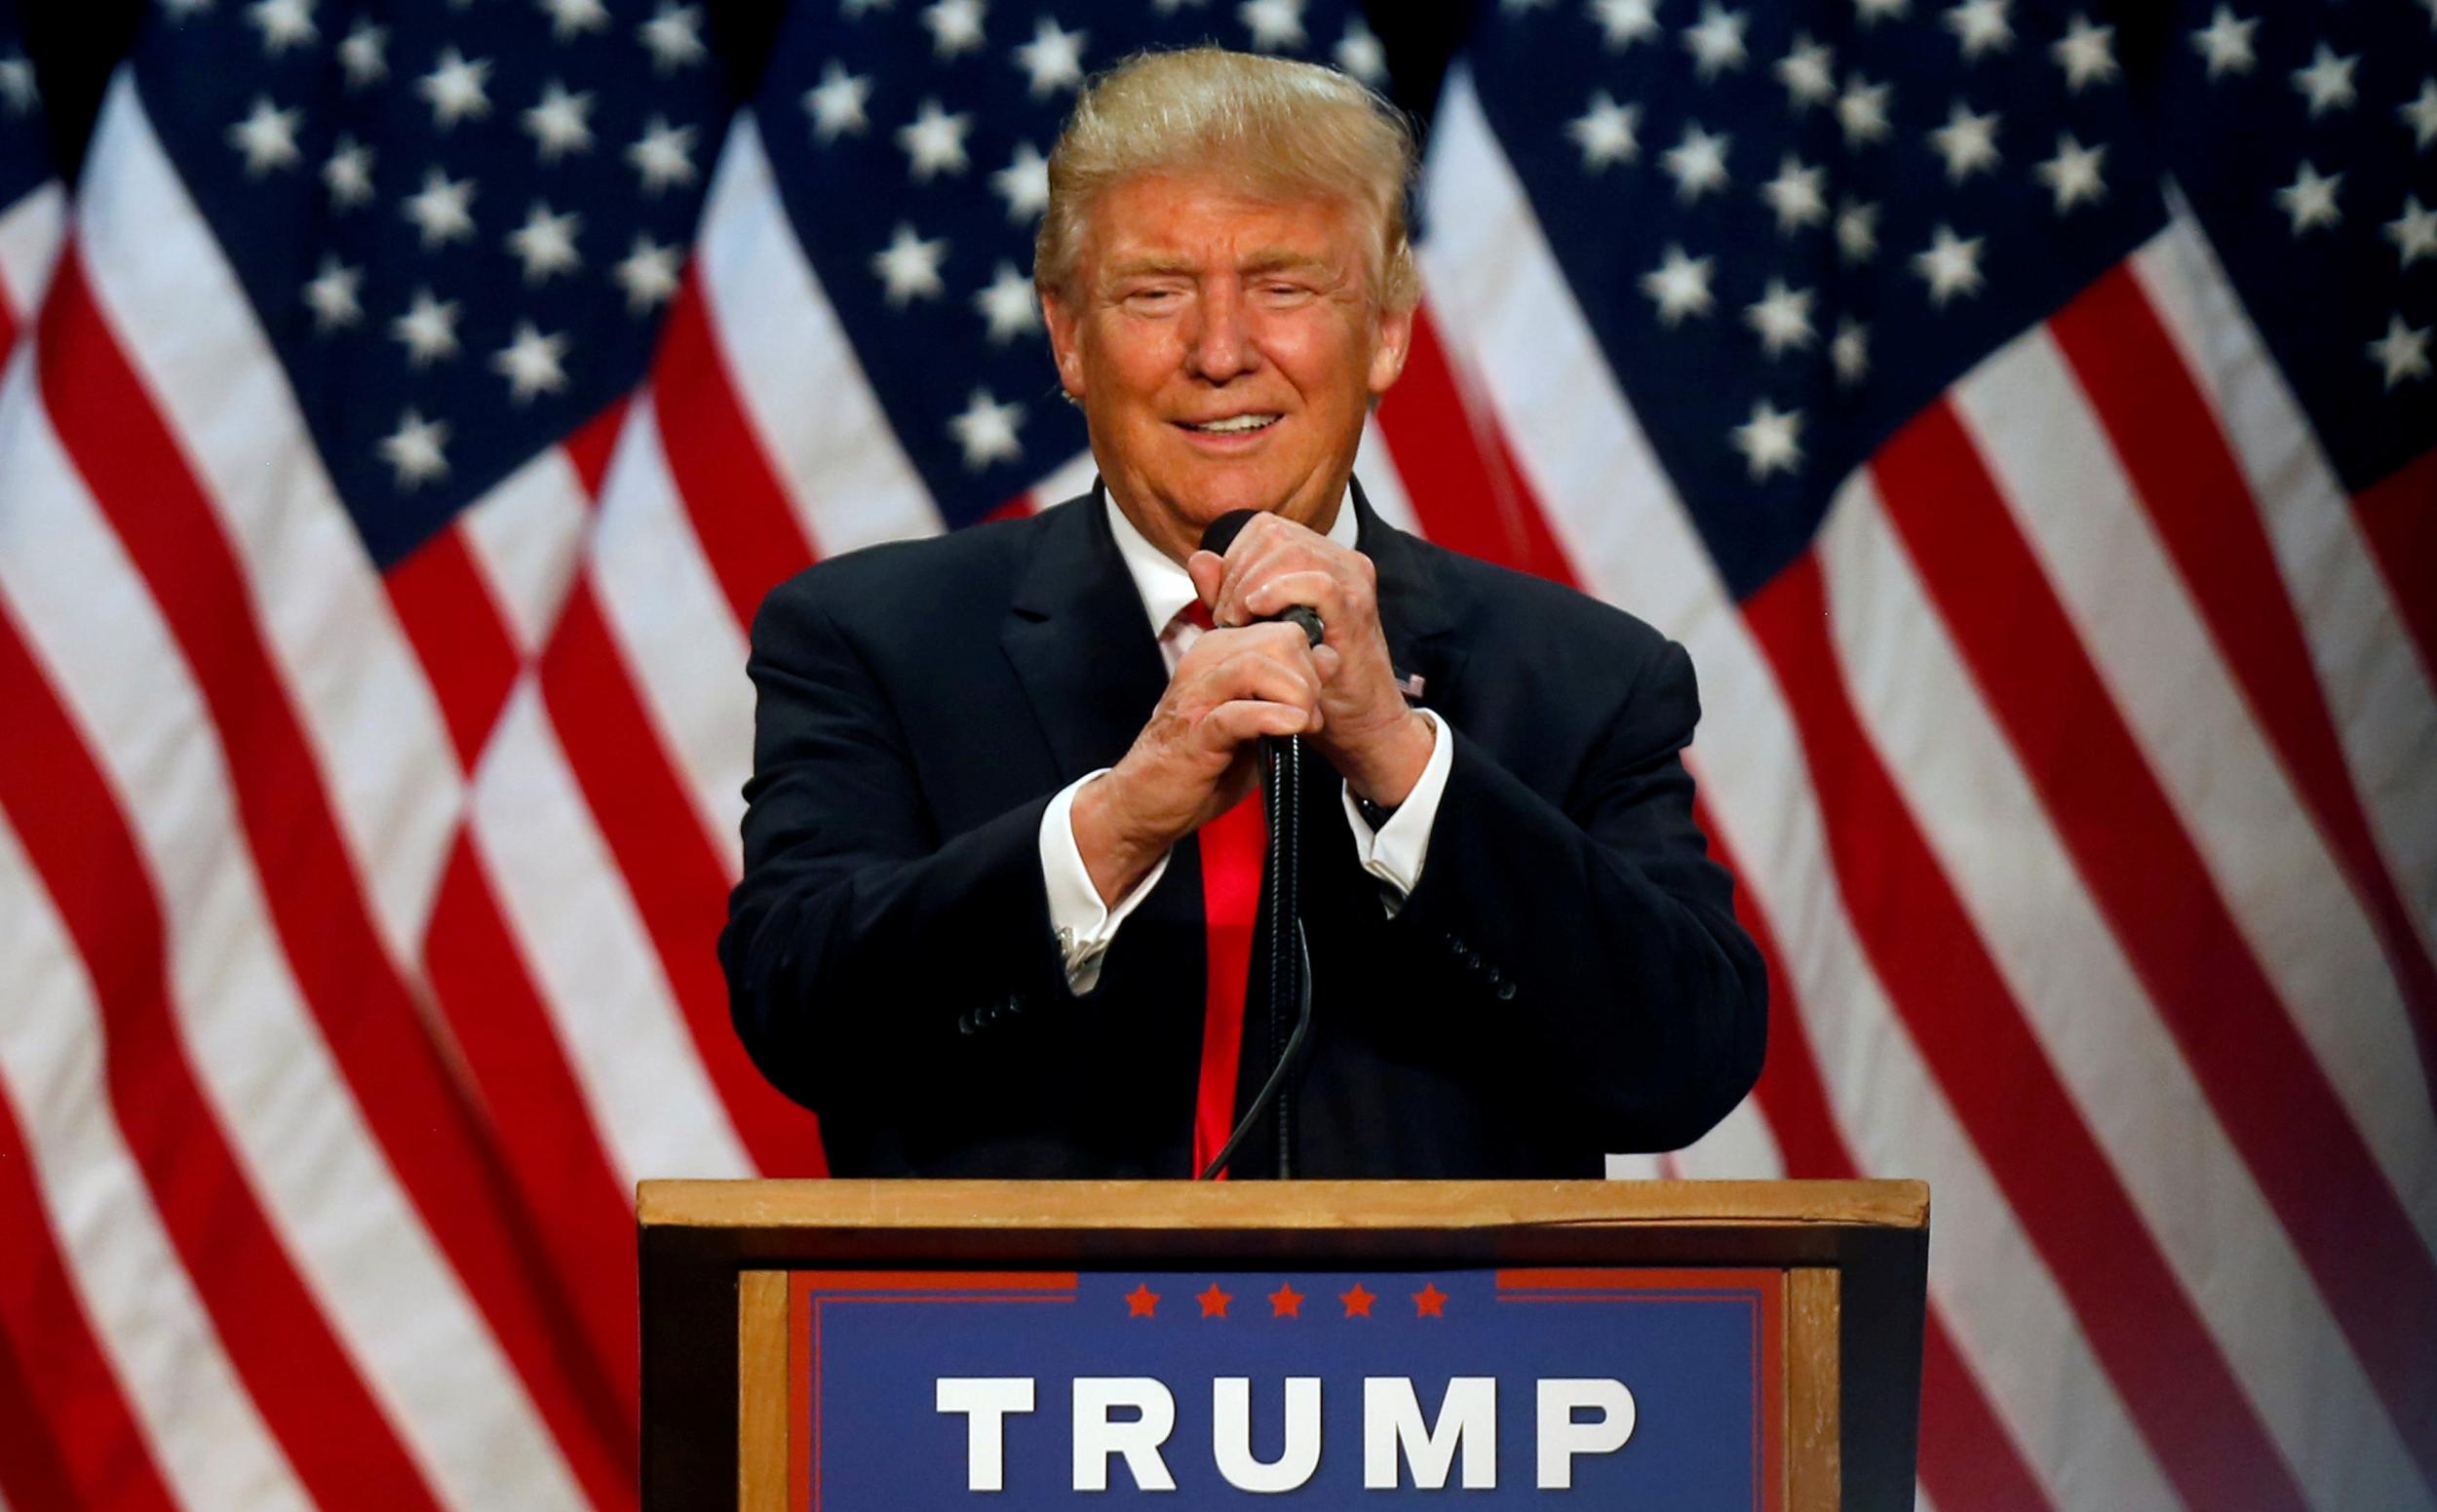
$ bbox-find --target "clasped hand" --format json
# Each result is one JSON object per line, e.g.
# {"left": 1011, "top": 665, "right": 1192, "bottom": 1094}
{"left": 1070, "top": 513, "right": 1434, "bottom": 906}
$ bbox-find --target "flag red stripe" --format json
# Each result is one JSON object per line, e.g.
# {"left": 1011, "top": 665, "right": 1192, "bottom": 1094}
{"left": 37, "top": 252, "right": 633, "bottom": 1504}
{"left": 387, "top": 523, "right": 523, "bottom": 770}
{"left": 538, "top": 576, "right": 829, "bottom": 1175}
{"left": 422, "top": 834, "right": 645, "bottom": 1456}
{"left": 1877, "top": 401, "right": 2437, "bottom": 1487}
{"left": 2051, "top": 270, "right": 2437, "bottom": 1116}
{"left": 1745, "top": 551, "right": 2309, "bottom": 1511}
{"left": 2351, "top": 446, "right": 2437, "bottom": 689}
{"left": 652, "top": 272, "right": 817, "bottom": 627}
{"left": 1709, "top": 806, "right": 2057, "bottom": 1512}
{"left": 0, "top": 1086, "right": 180, "bottom": 1512}
{"left": 0, "top": 594, "right": 446, "bottom": 1510}
{"left": 563, "top": 396, "right": 631, "bottom": 500}
{"left": 1375, "top": 305, "right": 1579, "bottom": 586}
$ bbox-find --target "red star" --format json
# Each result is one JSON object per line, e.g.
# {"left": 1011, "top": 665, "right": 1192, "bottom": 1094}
{"left": 1124, "top": 1284, "right": 1159, "bottom": 1318}
{"left": 1197, "top": 1283, "right": 1233, "bottom": 1318}
{"left": 1412, "top": 1283, "right": 1448, "bottom": 1319}
{"left": 1267, "top": 1284, "right": 1304, "bottom": 1318}
{"left": 1339, "top": 1283, "right": 1375, "bottom": 1318}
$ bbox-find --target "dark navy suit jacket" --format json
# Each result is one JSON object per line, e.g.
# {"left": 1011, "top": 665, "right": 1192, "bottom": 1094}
{"left": 720, "top": 483, "right": 1766, "bottom": 1178}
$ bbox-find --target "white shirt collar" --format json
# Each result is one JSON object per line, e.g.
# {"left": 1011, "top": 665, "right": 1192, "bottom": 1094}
{"left": 1102, "top": 484, "right": 1361, "bottom": 640}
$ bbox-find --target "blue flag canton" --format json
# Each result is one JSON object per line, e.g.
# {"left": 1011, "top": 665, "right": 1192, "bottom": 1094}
{"left": 134, "top": 0, "right": 736, "bottom": 570}
{"left": 0, "top": 0, "right": 52, "bottom": 211}
{"left": 2158, "top": 0, "right": 2437, "bottom": 496}
{"left": 754, "top": 0, "right": 1389, "bottom": 530}
{"left": 1466, "top": 0, "right": 2167, "bottom": 601}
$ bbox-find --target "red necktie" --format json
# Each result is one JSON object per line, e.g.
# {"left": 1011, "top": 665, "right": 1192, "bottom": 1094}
{"left": 1177, "top": 602, "right": 1264, "bottom": 1176}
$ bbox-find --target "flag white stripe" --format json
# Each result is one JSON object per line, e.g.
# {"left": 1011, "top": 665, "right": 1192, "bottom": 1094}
{"left": 0, "top": 812, "right": 315, "bottom": 1512}
{"left": 1416, "top": 71, "right": 2173, "bottom": 1509}
{"left": 1024, "top": 446, "right": 1101, "bottom": 512}
{"left": 457, "top": 446, "right": 591, "bottom": 658}
{"left": 0, "top": 381, "right": 585, "bottom": 1512}
{"left": 593, "top": 395, "right": 755, "bottom": 867}
{"left": 1954, "top": 330, "right": 2437, "bottom": 1245}
{"left": 76, "top": 80, "right": 457, "bottom": 963}
{"left": 2132, "top": 212, "right": 2437, "bottom": 952}
{"left": 0, "top": 180, "right": 59, "bottom": 321}
{"left": 1821, "top": 467, "right": 2429, "bottom": 1512}
{"left": 469, "top": 682, "right": 755, "bottom": 1185}
{"left": 697, "top": 116, "right": 944, "bottom": 553}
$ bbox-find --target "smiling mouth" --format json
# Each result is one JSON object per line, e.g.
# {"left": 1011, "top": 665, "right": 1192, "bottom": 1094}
{"left": 1179, "top": 414, "right": 1282, "bottom": 435}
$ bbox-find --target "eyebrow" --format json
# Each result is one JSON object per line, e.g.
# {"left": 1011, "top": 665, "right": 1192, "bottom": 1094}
{"left": 1099, "top": 249, "right": 1335, "bottom": 283}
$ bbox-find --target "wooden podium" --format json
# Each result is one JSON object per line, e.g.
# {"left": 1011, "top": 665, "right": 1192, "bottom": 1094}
{"left": 639, "top": 1180, "right": 1926, "bottom": 1510}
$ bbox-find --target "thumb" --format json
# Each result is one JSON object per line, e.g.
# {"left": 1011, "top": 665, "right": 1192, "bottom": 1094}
{"left": 1186, "top": 550, "right": 1225, "bottom": 611}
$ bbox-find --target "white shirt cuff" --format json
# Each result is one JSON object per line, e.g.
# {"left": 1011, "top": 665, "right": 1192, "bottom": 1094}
{"left": 1342, "top": 707, "right": 1451, "bottom": 911}
{"left": 1040, "top": 770, "right": 1171, "bottom": 994}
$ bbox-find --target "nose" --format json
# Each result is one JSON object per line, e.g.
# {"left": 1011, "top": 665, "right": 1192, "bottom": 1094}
{"left": 1183, "top": 282, "right": 1258, "bottom": 383}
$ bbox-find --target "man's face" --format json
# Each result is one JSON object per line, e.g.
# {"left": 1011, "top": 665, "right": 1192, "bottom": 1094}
{"left": 1042, "top": 171, "right": 1412, "bottom": 562}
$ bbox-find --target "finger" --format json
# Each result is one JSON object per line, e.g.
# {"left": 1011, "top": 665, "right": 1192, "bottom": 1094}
{"left": 1200, "top": 699, "right": 1320, "bottom": 751}
{"left": 1186, "top": 550, "right": 1225, "bottom": 612}
{"left": 1241, "top": 568, "right": 1345, "bottom": 632}
{"left": 1198, "top": 644, "right": 1321, "bottom": 710}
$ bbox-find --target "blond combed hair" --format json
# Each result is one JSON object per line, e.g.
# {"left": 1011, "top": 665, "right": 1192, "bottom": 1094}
{"left": 1035, "top": 46, "right": 1420, "bottom": 315}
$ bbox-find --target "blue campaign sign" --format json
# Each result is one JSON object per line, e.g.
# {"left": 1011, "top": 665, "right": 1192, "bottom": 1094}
{"left": 788, "top": 1266, "right": 1783, "bottom": 1508}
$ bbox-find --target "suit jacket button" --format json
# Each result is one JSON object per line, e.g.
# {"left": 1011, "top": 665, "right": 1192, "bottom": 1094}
{"left": 957, "top": 1012, "right": 977, "bottom": 1034}
{"left": 1004, "top": 994, "right": 1024, "bottom": 1016}
{"left": 1495, "top": 979, "right": 1518, "bottom": 1001}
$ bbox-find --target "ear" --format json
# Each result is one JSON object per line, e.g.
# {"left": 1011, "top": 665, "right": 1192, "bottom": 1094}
{"left": 1041, "top": 287, "right": 1087, "bottom": 402}
{"left": 1367, "top": 300, "right": 1413, "bottom": 399}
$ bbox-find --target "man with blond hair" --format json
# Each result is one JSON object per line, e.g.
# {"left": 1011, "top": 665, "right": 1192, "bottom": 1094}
{"left": 722, "top": 47, "right": 1765, "bottom": 1179}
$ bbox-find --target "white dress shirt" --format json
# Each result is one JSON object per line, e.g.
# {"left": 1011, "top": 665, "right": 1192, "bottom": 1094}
{"left": 1037, "top": 490, "right": 1456, "bottom": 992}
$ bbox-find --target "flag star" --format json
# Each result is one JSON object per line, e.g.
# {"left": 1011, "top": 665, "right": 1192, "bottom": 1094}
{"left": 2190, "top": 6, "right": 2258, "bottom": 79}
{"left": 1913, "top": 223, "right": 1985, "bottom": 305}
{"left": 2367, "top": 314, "right": 2431, "bottom": 388}
{"left": 1730, "top": 399, "right": 1803, "bottom": 480}
{"left": 805, "top": 63, "right": 873, "bottom": 143}
{"left": 2290, "top": 45, "right": 2358, "bottom": 118}
{"left": 1831, "top": 316, "right": 1869, "bottom": 384}
{"left": 1853, "top": 0, "right": 1909, "bottom": 22}
{"left": 336, "top": 19, "right": 386, "bottom": 85}
{"left": 2052, "top": 14, "right": 2117, "bottom": 92}
{"left": 872, "top": 222, "right": 948, "bottom": 305}
{"left": 1776, "top": 34, "right": 1836, "bottom": 109}
{"left": 898, "top": 97, "right": 974, "bottom": 180}
{"left": 0, "top": 53, "right": 34, "bottom": 116}
{"left": 300, "top": 255, "right": 363, "bottom": 331}
{"left": 322, "top": 136, "right": 374, "bottom": 208}
{"left": 523, "top": 81, "right": 596, "bottom": 160}
{"left": 2385, "top": 196, "right": 2437, "bottom": 267}
{"left": 2036, "top": 134, "right": 2107, "bottom": 212}
{"left": 991, "top": 141, "right": 1050, "bottom": 221}
{"left": 949, "top": 388, "right": 1025, "bottom": 469}
{"left": 1335, "top": 19, "right": 1388, "bottom": 83}
{"left": 402, "top": 167, "right": 478, "bottom": 248}
{"left": 1836, "top": 197, "right": 1879, "bottom": 262}
{"left": 1640, "top": 244, "right": 1716, "bottom": 325}
{"left": 1568, "top": 92, "right": 1640, "bottom": 171}
{"left": 627, "top": 116, "right": 699, "bottom": 193}
{"left": 539, "top": 0, "right": 610, "bottom": 39}
{"left": 638, "top": 3, "right": 709, "bottom": 71}
{"left": 419, "top": 49, "right": 493, "bottom": 130}
{"left": 1589, "top": 0, "right": 1660, "bottom": 51}
{"left": 614, "top": 235, "right": 682, "bottom": 313}
{"left": 1760, "top": 154, "right": 1827, "bottom": 232}
{"left": 390, "top": 289, "right": 462, "bottom": 366}
{"left": 2402, "top": 80, "right": 2437, "bottom": 150}
{"left": 492, "top": 322, "right": 572, "bottom": 403}
{"left": 1682, "top": 5, "right": 1749, "bottom": 80}
{"left": 1014, "top": 17, "right": 1087, "bottom": 96}
{"left": 506, "top": 202, "right": 583, "bottom": 283}
{"left": 974, "top": 261, "right": 1040, "bottom": 342}
{"left": 379, "top": 409, "right": 450, "bottom": 489}
{"left": 1743, "top": 278, "right": 1816, "bottom": 358}
{"left": 1927, "top": 101, "right": 2002, "bottom": 183}
{"left": 227, "top": 97, "right": 303, "bottom": 176}
{"left": 2275, "top": 161, "right": 2342, "bottom": 234}
{"left": 1240, "top": 0, "right": 1307, "bottom": 50}
{"left": 1660, "top": 122, "right": 1731, "bottom": 201}
{"left": 1945, "top": 0, "right": 2013, "bottom": 59}
{"left": 247, "top": 0, "right": 317, "bottom": 55}
{"left": 1837, "top": 75, "right": 1893, "bottom": 147}
{"left": 922, "top": 0, "right": 987, "bottom": 58}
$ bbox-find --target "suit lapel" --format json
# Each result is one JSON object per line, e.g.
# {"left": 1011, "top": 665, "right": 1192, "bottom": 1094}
{"left": 1351, "top": 479, "right": 1468, "bottom": 717}
{"left": 1000, "top": 484, "right": 1173, "bottom": 784}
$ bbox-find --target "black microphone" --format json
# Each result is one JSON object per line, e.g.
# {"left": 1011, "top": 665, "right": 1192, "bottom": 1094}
{"left": 1198, "top": 510, "right": 1323, "bottom": 645}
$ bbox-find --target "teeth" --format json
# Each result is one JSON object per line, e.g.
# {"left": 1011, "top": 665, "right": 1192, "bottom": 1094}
{"left": 1188, "top": 414, "right": 1279, "bottom": 434}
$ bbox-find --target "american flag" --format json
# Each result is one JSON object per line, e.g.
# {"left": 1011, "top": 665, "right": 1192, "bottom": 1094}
{"left": 0, "top": 2, "right": 2430, "bottom": 1511}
